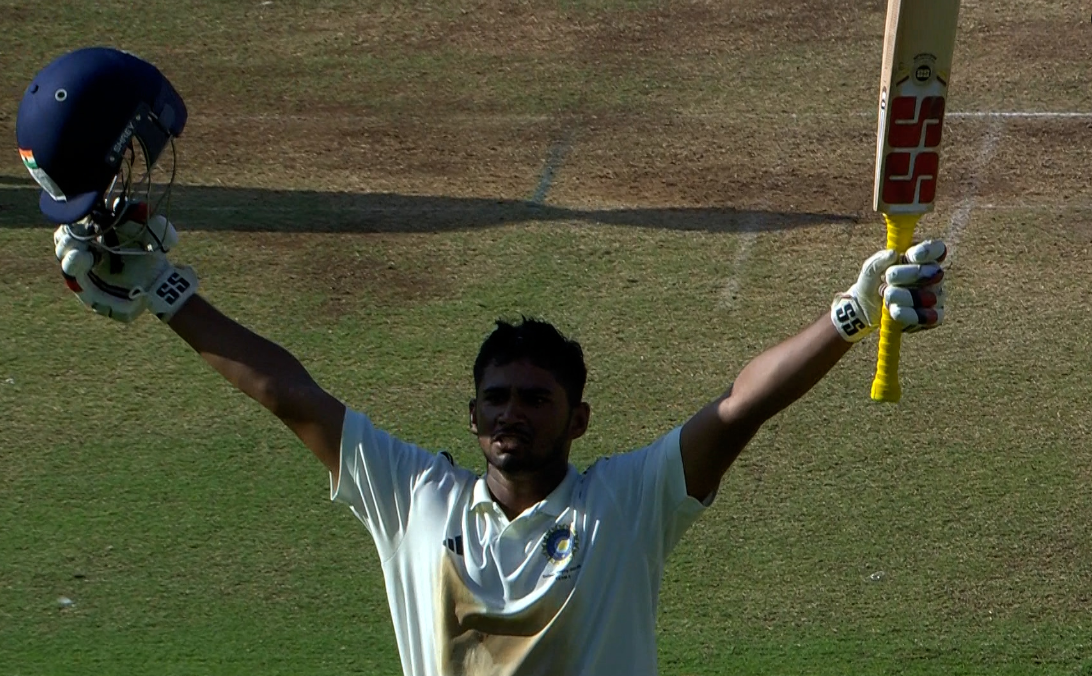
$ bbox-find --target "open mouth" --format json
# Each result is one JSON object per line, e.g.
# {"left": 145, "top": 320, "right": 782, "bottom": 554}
{"left": 491, "top": 430, "right": 531, "bottom": 448}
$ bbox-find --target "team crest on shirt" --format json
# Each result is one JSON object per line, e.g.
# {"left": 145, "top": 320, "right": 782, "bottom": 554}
{"left": 540, "top": 523, "right": 579, "bottom": 563}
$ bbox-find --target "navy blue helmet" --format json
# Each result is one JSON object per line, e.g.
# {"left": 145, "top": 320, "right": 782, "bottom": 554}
{"left": 16, "top": 47, "right": 187, "bottom": 225}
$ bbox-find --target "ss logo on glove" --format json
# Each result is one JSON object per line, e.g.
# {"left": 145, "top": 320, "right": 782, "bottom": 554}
{"left": 155, "top": 272, "right": 192, "bottom": 305}
{"left": 835, "top": 304, "right": 867, "bottom": 337}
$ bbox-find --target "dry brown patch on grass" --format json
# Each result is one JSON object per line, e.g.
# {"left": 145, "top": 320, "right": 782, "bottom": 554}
{"left": 706, "top": 0, "right": 879, "bottom": 46}
{"left": 0, "top": 245, "right": 54, "bottom": 288}
{"left": 570, "top": 4, "right": 732, "bottom": 57}
{"left": 299, "top": 2, "right": 733, "bottom": 59}
{"left": 178, "top": 114, "right": 557, "bottom": 199}
{"left": 304, "top": 247, "right": 452, "bottom": 318}
{"left": 555, "top": 113, "right": 873, "bottom": 217}
{"left": 206, "top": 232, "right": 461, "bottom": 318}
{"left": 366, "top": 4, "right": 587, "bottom": 57}
{"left": 955, "top": 17, "right": 1092, "bottom": 110}
{"left": 978, "top": 119, "right": 1092, "bottom": 205}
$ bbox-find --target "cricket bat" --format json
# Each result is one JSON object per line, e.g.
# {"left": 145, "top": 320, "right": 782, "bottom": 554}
{"left": 870, "top": 0, "right": 962, "bottom": 403}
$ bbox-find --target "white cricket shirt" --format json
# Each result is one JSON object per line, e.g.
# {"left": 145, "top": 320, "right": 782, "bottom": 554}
{"left": 330, "top": 409, "right": 711, "bottom": 676}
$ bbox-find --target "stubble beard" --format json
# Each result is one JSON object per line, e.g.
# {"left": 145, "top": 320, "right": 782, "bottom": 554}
{"left": 487, "top": 428, "right": 569, "bottom": 477}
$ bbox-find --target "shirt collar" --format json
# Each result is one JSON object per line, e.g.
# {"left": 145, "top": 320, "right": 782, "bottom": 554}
{"left": 471, "top": 464, "right": 579, "bottom": 518}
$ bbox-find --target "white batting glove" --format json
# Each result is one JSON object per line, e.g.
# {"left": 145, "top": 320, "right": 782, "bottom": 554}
{"left": 831, "top": 240, "right": 948, "bottom": 342}
{"left": 883, "top": 239, "right": 947, "bottom": 333}
{"left": 831, "top": 249, "right": 897, "bottom": 342}
{"left": 53, "top": 210, "right": 198, "bottom": 323}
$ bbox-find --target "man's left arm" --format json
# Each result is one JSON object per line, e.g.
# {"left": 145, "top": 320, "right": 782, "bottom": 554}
{"left": 680, "top": 241, "right": 948, "bottom": 501}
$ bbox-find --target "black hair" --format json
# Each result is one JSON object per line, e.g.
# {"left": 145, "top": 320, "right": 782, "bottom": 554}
{"left": 473, "top": 316, "right": 587, "bottom": 407}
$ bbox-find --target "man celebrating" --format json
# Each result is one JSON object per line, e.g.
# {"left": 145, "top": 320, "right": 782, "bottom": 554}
{"left": 18, "top": 48, "right": 947, "bottom": 675}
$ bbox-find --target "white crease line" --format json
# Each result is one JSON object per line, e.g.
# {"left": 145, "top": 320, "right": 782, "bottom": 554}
{"left": 947, "top": 112, "right": 1092, "bottom": 119}
{"left": 201, "top": 113, "right": 555, "bottom": 124}
{"left": 201, "top": 111, "right": 1092, "bottom": 124}
{"left": 795, "top": 111, "right": 1092, "bottom": 120}
{"left": 787, "top": 112, "right": 1092, "bottom": 122}
{"left": 945, "top": 117, "right": 1005, "bottom": 262}
{"left": 977, "top": 202, "right": 1092, "bottom": 211}
{"left": 717, "top": 210, "right": 762, "bottom": 312}
{"left": 530, "top": 130, "right": 575, "bottom": 205}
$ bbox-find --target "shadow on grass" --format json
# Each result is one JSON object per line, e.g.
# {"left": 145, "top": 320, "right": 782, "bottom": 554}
{"left": 0, "top": 176, "right": 856, "bottom": 234}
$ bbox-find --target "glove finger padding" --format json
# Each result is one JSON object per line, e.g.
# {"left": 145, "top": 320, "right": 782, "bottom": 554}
{"left": 886, "top": 262, "right": 944, "bottom": 288}
{"left": 59, "top": 243, "right": 94, "bottom": 278}
{"left": 881, "top": 239, "right": 948, "bottom": 298}
{"left": 884, "top": 240, "right": 948, "bottom": 333}
{"left": 888, "top": 305, "right": 945, "bottom": 332}
{"left": 59, "top": 247, "right": 95, "bottom": 292}
{"left": 54, "top": 225, "right": 149, "bottom": 323}
{"left": 109, "top": 214, "right": 178, "bottom": 254}
{"left": 111, "top": 209, "right": 198, "bottom": 320}
{"left": 885, "top": 284, "right": 945, "bottom": 332}
{"left": 51, "top": 214, "right": 198, "bottom": 323}
{"left": 144, "top": 215, "right": 179, "bottom": 252}
{"left": 905, "top": 239, "right": 948, "bottom": 265}
{"left": 884, "top": 284, "right": 946, "bottom": 310}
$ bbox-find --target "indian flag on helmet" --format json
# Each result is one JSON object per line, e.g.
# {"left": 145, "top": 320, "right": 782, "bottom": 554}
{"left": 18, "top": 148, "right": 67, "bottom": 201}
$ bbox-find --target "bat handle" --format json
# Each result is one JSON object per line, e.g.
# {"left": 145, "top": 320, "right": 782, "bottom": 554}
{"left": 870, "top": 214, "right": 920, "bottom": 403}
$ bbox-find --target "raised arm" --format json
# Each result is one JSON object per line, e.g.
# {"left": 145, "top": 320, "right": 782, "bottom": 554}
{"left": 680, "top": 242, "right": 948, "bottom": 501}
{"left": 52, "top": 213, "right": 346, "bottom": 480}
{"left": 680, "top": 315, "right": 850, "bottom": 500}
{"left": 168, "top": 295, "right": 346, "bottom": 477}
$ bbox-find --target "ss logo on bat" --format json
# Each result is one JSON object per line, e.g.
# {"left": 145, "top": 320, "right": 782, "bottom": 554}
{"left": 881, "top": 95, "right": 945, "bottom": 206}
{"left": 836, "top": 305, "right": 867, "bottom": 336}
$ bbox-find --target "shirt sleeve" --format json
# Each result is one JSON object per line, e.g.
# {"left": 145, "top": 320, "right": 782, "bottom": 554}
{"left": 596, "top": 426, "right": 715, "bottom": 564}
{"left": 329, "top": 408, "right": 448, "bottom": 559}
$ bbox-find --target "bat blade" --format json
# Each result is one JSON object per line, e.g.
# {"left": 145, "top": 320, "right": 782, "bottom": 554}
{"left": 871, "top": 0, "right": 962, "bottom": 403}
{"left": 873, "top": 0, "right": 961, "bottom": 217}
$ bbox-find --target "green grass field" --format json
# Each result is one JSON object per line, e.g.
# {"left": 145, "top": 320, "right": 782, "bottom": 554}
{"left": 3, "top": 1, "right": 1092, "bottom": 674}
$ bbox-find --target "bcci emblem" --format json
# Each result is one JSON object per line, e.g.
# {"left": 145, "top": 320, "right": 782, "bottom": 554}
{"left": 540, "top": 524, "right": 578, "bottom": 563}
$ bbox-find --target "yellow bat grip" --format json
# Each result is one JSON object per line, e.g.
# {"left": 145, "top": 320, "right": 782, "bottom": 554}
{"left": 870, "top": 213, "right": 920, "bottom": 403}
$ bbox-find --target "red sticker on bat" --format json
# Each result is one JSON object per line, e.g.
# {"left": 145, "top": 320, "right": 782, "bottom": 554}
{"left": 881, "top": 95, "right": 947, "bottom": 206}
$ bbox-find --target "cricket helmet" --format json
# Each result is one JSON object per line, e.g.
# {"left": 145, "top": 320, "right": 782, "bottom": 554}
{"left": 15, "top": 46, "right": 187, "bottom": 227}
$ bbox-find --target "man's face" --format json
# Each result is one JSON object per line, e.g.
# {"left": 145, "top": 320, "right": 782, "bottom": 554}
{"left": 470, "top": 359, "right": 589, "bottom": 475}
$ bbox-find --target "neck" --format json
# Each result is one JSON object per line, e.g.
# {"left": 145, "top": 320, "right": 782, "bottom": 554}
{"left": 485, "top": 461, "right": 569, "bottom": 521}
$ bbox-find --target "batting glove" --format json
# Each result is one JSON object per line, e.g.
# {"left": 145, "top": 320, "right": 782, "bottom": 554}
{"left": 53, "top": 209, "right": 198, "bottom": 323}
{"left": 883, "top": 239, "right": 947, "bottom": 333}
{"left": 831, "top": 239, "right": 947, "bottom": 342}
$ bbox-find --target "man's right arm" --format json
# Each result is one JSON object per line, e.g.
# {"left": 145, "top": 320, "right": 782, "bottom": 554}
{"left": 167, "top": 295, "right": 346, "bottom": 480}
{"left": 170, "top": 294, "right": 442, "bottom": 555}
